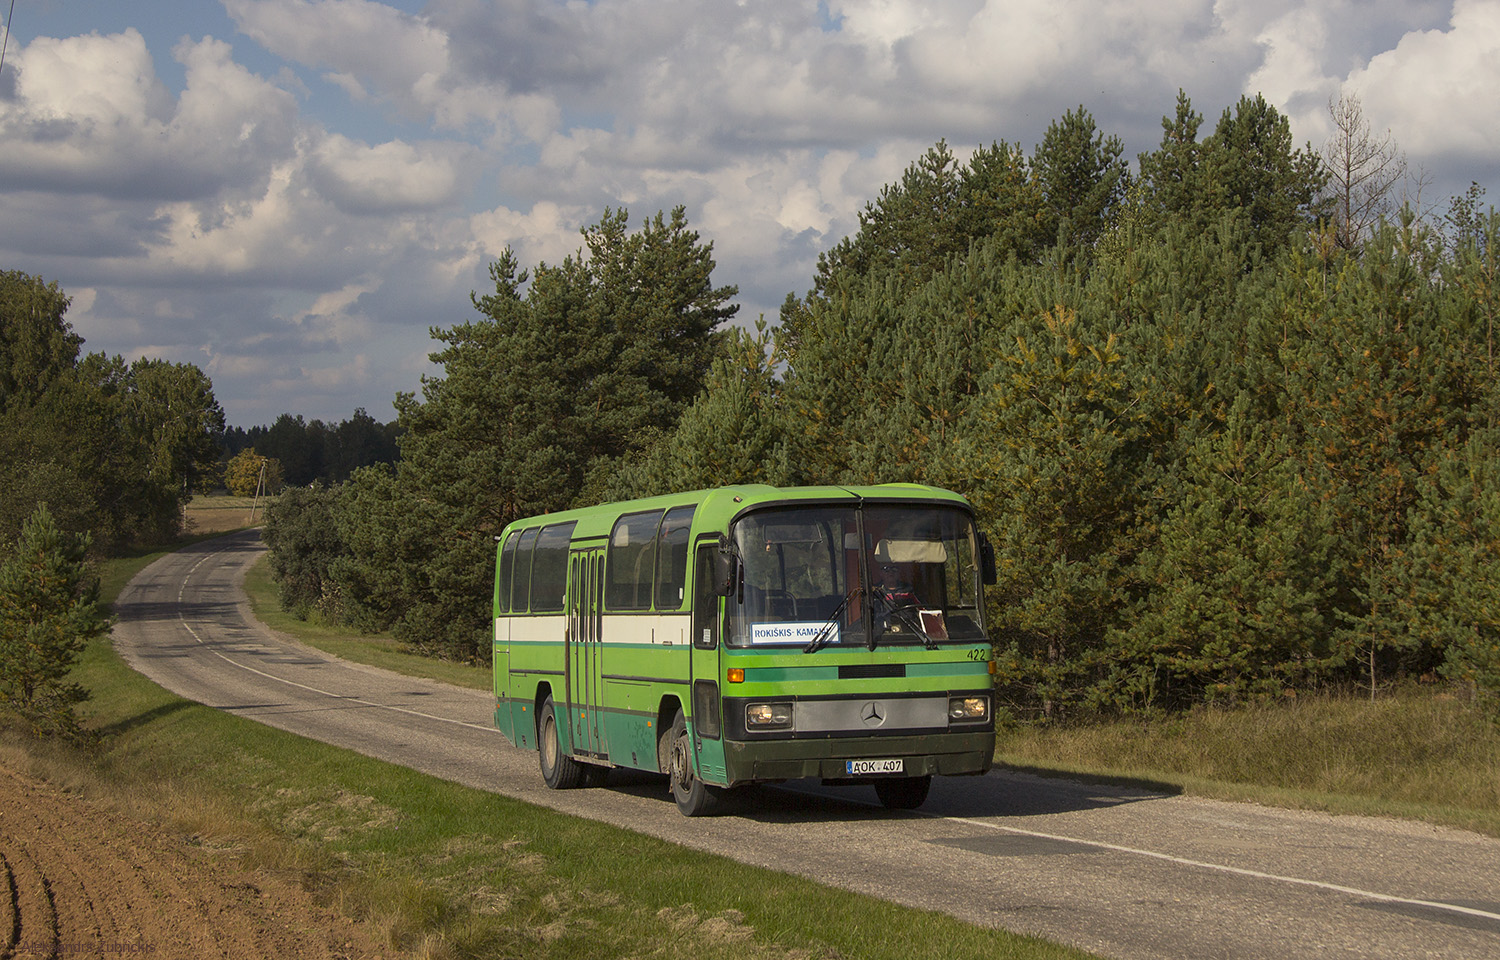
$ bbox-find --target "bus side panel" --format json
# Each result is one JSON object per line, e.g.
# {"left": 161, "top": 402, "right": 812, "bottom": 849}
{"left": 598, "top": 687, "right": 658, "bottom": 772}
{"left": 598, "top": 614, "right": 691, "bottom": 774}
{"left": 508, "top": 615, "right": 568, "bottom": 753}
{"left": 492, "top": 616, "right": 515, "bottom": 742}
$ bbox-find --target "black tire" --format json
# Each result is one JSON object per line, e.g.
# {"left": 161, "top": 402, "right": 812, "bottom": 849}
{"left": 538, "top": 697, "right": 585, "bottom": 789}
{"left": 668, "top": 711, "right": 720, "bottom": 816}
{"left": 874, "top": 774, "right": 931, "bottom": 810}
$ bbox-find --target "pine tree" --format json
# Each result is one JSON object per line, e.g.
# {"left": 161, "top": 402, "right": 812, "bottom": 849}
{"left": 955, "top": 297, "right": 1150, "bottom": 718}
{"left": 0, "top": 505, "right": 111, "bottom": 738}
{"left": 1031, "top": 106, "right": 1129, "bottom": 256}
{"left": 1116, "top": 395, "right": 1335, "bottom": 708}
{"left": 333, "top": 207, "right": 736, "bottom": 659}
{"left": 1401, "top": 436, "right": 1500, "bottom": 706}
{"left": 605, "top": 319, "right": 792, "bottom": 499}
{"left": 1134, "top": 90, "right": 1207, "bottom": 233}
{"left": 1201, "top": 94, "right": 1329, "bottom": 256}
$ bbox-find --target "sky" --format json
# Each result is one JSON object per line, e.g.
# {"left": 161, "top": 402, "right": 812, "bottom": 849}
{"left": 1, "top": 0, "right": 1497, "bottom": 428}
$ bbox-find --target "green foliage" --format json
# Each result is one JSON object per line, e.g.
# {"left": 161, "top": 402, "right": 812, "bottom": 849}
{"left": 0, "top": 270, "right": 79, "bottom": 411}
{"left": 263, "top": 485, "right": 345, "bottom": 620}
{"left": 1115, "top": 398, "right": 1336, "bottom": 707}
{"left": 1031, "top": 106, "right": 1129, "bottom": 254}
{"left": 321, "top": 207, "right": 737, "bottom": 659}
{"left": 1401, "top": 436, "right": 1500, "bottom": 705}
{"left": 957, "top": 300, "right": 1152, "bottom": 716}
{"left": 1200, "top": 93, "right": 1329, "bottom": 255}
{"left": 1131, "top": 91, "right": 1327, "bottom": 259}
{"left": 0, "top": 271, "right": 226, "bottom": 551}
{"left": 0, "top": 505, "right": 111, "bottom": 737}
{"left": 606, "top": 319, "right": 792, "bottom": 499}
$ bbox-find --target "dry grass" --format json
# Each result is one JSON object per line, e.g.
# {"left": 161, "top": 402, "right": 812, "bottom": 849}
{"left": 182, "top": 494, "right": 273, "bottom": 534}
{"left": 998, "top": 686, "right": 1500, "bottom": 836}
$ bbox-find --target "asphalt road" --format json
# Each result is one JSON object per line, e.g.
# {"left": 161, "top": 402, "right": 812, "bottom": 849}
{"left": 113, "top": 530, "right": 1500, "bottom": 960}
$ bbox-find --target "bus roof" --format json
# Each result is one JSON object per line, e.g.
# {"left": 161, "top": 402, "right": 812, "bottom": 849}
{"left": 495, "top": 483, "right": 973, "bottom": 546}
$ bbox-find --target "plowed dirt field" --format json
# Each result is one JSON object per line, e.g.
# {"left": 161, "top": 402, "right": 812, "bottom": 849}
{"left": 0, "top": 761, "right": 387, "bottom": 960}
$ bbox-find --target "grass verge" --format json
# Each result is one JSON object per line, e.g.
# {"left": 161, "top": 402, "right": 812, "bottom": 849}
{"left": 242, "top": 556, "right": 489, "bottom": 691}
{"left": 3, "top": 542, "right": 1096, "bottom": 960}
{"left": 997, "top": 692, "right": 1500, "bottom": 838}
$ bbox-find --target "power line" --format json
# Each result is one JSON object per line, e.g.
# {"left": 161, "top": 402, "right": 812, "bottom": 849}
{"left": 0, "top": 0, "right": 17, "bottom": 83}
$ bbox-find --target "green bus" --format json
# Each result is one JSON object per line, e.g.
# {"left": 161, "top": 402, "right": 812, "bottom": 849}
{"left": 492, "top": 483, "right": 997, "bottom": 815}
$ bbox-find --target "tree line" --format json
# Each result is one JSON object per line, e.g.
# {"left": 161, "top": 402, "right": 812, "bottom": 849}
{"left": 220, "top": 410, "right": 402, "bottom": 491}
{"left": 264, "top": 91, "right": 1500, "bottom": 719}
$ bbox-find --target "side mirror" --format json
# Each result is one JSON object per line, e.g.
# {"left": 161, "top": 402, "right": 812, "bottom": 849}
{"left": 979, "top": 534, "right": 997, "bottom": 586}
{"left": 714, "top": 534, "right": 737, "bottom": 597}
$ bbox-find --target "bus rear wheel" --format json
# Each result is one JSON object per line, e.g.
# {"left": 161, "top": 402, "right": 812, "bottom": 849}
{"left": 538, "top": 697, "right": 585, "bottom": 789}
{"left": 668, "top": 712, "right": 720, "bottom": 816}
{"left": 874, "top": 775, "right": 931, "bottom": 810}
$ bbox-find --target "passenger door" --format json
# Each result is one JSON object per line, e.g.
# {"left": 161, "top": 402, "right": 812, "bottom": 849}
{"left": 566, "top": 549, "right": 606, "bottom": 757}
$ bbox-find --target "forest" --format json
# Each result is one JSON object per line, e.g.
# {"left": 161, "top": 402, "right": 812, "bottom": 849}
{"left": 259, "top": 91, "right": 1500, "bottom": 720}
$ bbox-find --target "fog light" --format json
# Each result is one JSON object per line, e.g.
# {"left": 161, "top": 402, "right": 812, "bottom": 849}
{"left": 746, "top": 702, "right": 793, "bottom": 729}
{"left": 948, "top": 696, "right": 989, "bottom": 722}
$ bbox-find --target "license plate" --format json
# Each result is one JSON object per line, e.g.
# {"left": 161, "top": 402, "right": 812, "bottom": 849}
{"left": 846, "top": 758, "right": 904, "bottom": 775}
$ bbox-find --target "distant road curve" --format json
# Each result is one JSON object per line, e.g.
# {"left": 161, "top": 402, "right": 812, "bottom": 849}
{"left": 114, "top": 530, "right": 1500, "bottom": 960}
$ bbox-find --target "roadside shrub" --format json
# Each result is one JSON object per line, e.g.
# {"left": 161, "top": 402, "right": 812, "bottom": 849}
{"left": 263, "top": 484, "right": 345, "bottom": 620}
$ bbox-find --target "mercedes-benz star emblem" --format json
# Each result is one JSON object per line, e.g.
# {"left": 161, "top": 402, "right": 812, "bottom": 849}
{"left": 860, "top": 701, "right": 885, "bottom": 727}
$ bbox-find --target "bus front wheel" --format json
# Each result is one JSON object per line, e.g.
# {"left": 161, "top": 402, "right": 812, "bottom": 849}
{"left": 668, "top": 712, "right": 720, "bottom": 816}
{"left": 538, "top": 697, "right": 585, "bottom": 789}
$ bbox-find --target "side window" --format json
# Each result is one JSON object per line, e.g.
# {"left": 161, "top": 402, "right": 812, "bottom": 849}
{"left": 607, "top": 510, "right": 663, "bottom": 610}
{"left": 692, "top": 541, "right": 720, "bottom": 649}
{"left": 512, "top": 527, "right": 539, "bottom": 612}
{"left": 529, "top": 522, "right": 575, "bottom": 612}
{"left": 497, "top": 531, "right": 517, "bottom": 613}
{"left": 654, "top": 505, "right": 697, "bottom": 610}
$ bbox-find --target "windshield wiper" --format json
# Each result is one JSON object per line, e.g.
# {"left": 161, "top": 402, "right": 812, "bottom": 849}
{"left": 871, "top": 586, "right": 940, "bottom": 650}
{"left": 804, "top": 585, "right": 860, "bottom": 654}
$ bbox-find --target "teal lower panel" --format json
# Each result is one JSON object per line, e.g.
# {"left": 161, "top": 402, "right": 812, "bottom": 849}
{"left": 600, "top": 708, "right": 660, "bottom": 772}
{"left": 493, "top": 701, "right": 515, "bottom": 742}
{"left": 511, "top": 699, "right": 537, "bottom": 751}
{"left": 692, "top": 732, "right": 728, "bottom": 785}
{"left": 721, "top": 731, "right": 993, "bottom": 786}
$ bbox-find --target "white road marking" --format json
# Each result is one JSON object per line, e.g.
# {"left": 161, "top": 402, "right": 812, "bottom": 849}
{"left": 173, "top": 550, "right": 496, "bottom": 734}
{"left": 931, "top": 810, "right": 1500, "bottom": 925}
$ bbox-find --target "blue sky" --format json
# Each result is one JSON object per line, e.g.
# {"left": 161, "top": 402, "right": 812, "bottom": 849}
{"left": 2, "top": 1, "right": 1497, "bottom": 427}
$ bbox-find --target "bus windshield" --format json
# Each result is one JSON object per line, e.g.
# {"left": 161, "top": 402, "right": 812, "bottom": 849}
{"left": 727, "top": 503, "right": 985, "bottom": 648}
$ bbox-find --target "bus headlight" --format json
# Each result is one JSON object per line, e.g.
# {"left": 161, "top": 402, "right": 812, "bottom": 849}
{"left": 948, "top": 696, "right": 989, "bottom": 722}
{"left": 746, "top": 702, "right": 793, "bottom": 729}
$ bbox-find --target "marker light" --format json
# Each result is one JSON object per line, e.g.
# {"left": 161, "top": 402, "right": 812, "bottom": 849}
{"left": 727, "top": 668, "right": 745, "bottom": 683}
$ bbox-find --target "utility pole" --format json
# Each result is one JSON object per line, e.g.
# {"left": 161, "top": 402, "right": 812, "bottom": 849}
{"left": 248, "top": 457, "right": 268, "bottom": 523}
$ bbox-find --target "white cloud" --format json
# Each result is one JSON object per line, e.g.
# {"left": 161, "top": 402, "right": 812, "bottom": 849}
{"left": 308, "top": 134, "right": 476, "bottom": 213}
{"left": 224, "top": 0, "right": 512, "bottom": 128}
{"left": 0, "top": 30, "right": 297, "bottom": 199}
{"left": 1346, "top": 0, "right": 1500, "bottom": 159}
{"left": 469, "top": 201, "right": 590, "bottom": 267}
